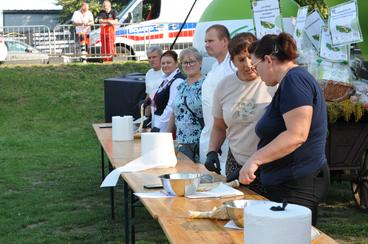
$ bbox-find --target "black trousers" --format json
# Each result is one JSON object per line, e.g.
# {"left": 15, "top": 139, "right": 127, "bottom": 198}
{"left": 261, "top": 163, "right": 330, "bottom": 226}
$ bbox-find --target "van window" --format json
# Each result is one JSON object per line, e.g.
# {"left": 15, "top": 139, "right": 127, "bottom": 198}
{"left": 125, "top": 0, "right": 161, "bottom": 23}
{"left": 131, "top": 1, "right": 143, "bottom": 23}
{"left": 144, "top": 0, "right": 161, "bottom": 21}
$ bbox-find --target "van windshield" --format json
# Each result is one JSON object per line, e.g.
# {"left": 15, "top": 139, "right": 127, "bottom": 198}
{"left": 119, "top": 0, "right": 161, "bottom": 24}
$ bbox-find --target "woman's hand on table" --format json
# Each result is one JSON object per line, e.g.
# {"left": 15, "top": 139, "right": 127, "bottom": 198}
{"left": 239, "top": 158, "right": 262, "bottom": 185}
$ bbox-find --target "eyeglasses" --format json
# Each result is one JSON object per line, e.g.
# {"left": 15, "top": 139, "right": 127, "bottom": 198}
{"left": 250, "top": 45, "right": 279, "bottom": 71}
{"left": 182, "top": 60, "right": 198, "bottom": 66}
{"left": 250, "top": 58, "right": 264, "bottom": 71}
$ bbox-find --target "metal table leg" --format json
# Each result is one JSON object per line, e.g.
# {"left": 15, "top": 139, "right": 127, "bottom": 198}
{"left": 131, "top": 190, "right": 136, "bottom": 243}
{"left": 108, "top": 160, "right": 115, "bottom": 220}
{"left": 124, "top": 181, "right": 130, "bottom": 244}
{"left": 100, "top": 146, "right": 105, "bottom": 181}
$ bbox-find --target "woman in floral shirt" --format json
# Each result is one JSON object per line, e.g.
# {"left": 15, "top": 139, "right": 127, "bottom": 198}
{"left": 167, "top": 47, "right": 204, "bottom": 162}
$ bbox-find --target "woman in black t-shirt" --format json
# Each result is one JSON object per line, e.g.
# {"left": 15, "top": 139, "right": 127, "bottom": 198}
{"left": 239, "top": 33, "right": 330, "bottom": 226}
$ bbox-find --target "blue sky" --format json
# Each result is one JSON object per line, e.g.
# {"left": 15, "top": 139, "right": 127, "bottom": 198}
{"left": 0, "top": 0, "right": 62, "bottom": 10}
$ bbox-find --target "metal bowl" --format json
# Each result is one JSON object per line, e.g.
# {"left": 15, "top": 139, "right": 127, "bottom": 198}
{"left": 224, "top": 200, "right": 269, "bottom": 228}
{"left": 159, "top": 173, "right": 202, "bottom": 196}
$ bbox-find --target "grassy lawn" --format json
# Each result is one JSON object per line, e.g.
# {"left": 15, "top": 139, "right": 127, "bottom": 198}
{"left": 0, "top": 63, "right": 367, "bottom": 243}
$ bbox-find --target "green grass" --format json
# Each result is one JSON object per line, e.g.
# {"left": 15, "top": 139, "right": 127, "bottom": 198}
{"left": 0, "top": 63, "right": 367, "bottom": 243}
{"left": 0, "top": 63, "right": 167, "bottom": 243}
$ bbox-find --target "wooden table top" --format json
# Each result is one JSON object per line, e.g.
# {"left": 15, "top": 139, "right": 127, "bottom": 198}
{"left": 93, "top": 123, "right": 338, "bottom": 244}
{"left": 159, "top": 217, "right": 338, "bottom": 244}
{"left": 92, "top": 123, "right": 141, "bottom": 166}
{"left": 122, "top": 153, "right": 265, "bottom": 219}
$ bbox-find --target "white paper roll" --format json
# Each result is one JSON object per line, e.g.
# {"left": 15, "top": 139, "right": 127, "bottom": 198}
{"left": 122, "top": 115, "right": 134, "bottom": 141}
{"left": 244, "top": 202, "right": 311, "bottom": 244}
{"left": 112, "top": 116, "right": 123, "bottom": 141}
{"left": 141, "top": 132, "right": 174, "bottom": 155}
{"left": 112, "top": 116, "right": 134, "bottom": 141}
{"left": 101, "top": 132, "right": 177, "bottom": 187}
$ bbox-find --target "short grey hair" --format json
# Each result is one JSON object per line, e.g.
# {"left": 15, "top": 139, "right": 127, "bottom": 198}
{"left": 146, "top": 46, "right": 163, "bottom": 56}
{"left": 179, "top": 47, "right": 202, "bottom": 63}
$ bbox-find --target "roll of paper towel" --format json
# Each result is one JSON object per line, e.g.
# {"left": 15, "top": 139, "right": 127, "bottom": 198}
{"left": 112, "top": 116, "right": 134, "bottom": 141}
{"left": 244, "top": 201, "right": 311, "bottom": 244}
{"left": 141, "top": 132, "right": 174, "bottom": 155}
{"left": 100, "top": 132, "right": 177, "bottom": 187}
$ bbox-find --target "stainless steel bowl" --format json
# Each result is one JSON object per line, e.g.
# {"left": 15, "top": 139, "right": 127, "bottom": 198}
{"left": 159, "top": 173, "right": 202, "bottom": 196}
{"left": 224, "top": 200, "right": 269, "bottom": 228}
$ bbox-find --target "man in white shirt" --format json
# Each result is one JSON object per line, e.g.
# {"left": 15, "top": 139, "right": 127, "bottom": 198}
{"left": 200, "top": 24, "right": 235, "bottom": 175}
{"left": 144, "top": 46, "right": 163, "bottom": 126}
{"left": 71, "top": 2, "right": 94, "bottom": 54}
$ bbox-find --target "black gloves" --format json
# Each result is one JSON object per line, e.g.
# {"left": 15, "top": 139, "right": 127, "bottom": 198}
{"left": 205, "top": 151, "right": 221, "bottom": 175}
{"left": 150, "top": 127, "right": 160, "bottom": 132}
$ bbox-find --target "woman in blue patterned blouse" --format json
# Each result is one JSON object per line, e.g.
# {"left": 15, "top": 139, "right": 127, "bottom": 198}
{"left": 166, "top": 47, "right": 204, "bottom": 162}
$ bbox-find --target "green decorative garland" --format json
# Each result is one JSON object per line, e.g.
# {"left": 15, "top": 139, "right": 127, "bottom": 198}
{"left": 327, "top": 100, "right": 366, "bottom": 123}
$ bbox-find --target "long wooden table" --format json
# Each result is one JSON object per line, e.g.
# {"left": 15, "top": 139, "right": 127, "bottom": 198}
{"left": 93, "top": 123, "right": 338, "bottom": 244}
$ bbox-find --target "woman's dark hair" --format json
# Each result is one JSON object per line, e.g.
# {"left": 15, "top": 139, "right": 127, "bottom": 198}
{"left": 161, "top": 50, "right": 178, "bottom": 62}
{"left": 250, "top": 32, "right": 298, "bottom": 62}
{"left": 228, "top": 32, "right": 257, "bottom": 60}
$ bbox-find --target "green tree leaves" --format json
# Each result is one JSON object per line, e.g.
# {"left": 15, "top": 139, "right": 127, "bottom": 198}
{"left": 55, "top": 0, "right": 128, "bottom": 24}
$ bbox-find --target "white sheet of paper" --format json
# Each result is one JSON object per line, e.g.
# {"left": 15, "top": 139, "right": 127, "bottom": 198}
{"left": 252, "top": 0, "right": 282, "bottom": 38}
{"left": 329, "top": 0, "right": 363, "bottom": 46}
{"left": 311, "top": 226, "right": 321, "bottom": 240}
{"left": 319, "top": 26, "right": 349, "bottom": 62}
{"left": 293, "top": 6, "right": 309, "bottom": 49}
{"left": 186, "top": 183, "right": 243, "bottom": 199}
{"left": 224, "top": 220, "right": 242, "bottom": 230}
{"left": 100, "top": 146, "right": 177, "bottom": 187}
{"left": 305, "top": 10, "right": 325, "bottom": 51}
{"left": 134, "top": 191, "right": 175, "bottom": 198}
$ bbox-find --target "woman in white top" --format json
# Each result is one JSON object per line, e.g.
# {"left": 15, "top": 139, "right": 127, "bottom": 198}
{"left": 144, "top": 46, "right": 163, "bottom": 126}
{"left": 151, "top": 50, "right": 185, "bottom": 132}
{"left": 205, "top": 33, "right": 276, "bottom": 182}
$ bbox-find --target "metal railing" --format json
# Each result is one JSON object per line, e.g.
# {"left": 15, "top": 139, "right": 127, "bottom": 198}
{"left": 1, "top": 21, "right": 197, "bottom": 63}
{"left": 0, "top": 25, "right": 51, "bottom": 52}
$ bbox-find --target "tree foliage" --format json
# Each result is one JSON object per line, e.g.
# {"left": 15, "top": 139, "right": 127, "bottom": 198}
{"left": 55, "top": 0, "right": 329, "bottom": 24}
{"left": 55, "top": 0, "right": 129, "bottom": 24}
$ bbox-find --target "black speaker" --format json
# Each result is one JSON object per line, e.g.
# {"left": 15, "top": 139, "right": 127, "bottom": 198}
{"left": 104, "top": 73, "right": 146, "bottom": 122}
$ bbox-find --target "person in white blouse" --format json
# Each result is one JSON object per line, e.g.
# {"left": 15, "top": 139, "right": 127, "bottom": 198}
{"left": 71, "top": 1, "right": 94, "bottom": 54}
{"left": 200, "top": 24, "right": 235, "bottom": 175}
{"left": 144, "top": 46, "right": 163, "bottom": 126}
{"left": 209, "top": 32, "right": 276, "bottom": 182}
{"left": 151, "top": 50, "right": 185, "bottom": 132}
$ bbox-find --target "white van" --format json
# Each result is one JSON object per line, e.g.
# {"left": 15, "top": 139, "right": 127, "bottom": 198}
{"left": 89, "top": 0, "right": 213, "bottom": 60}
